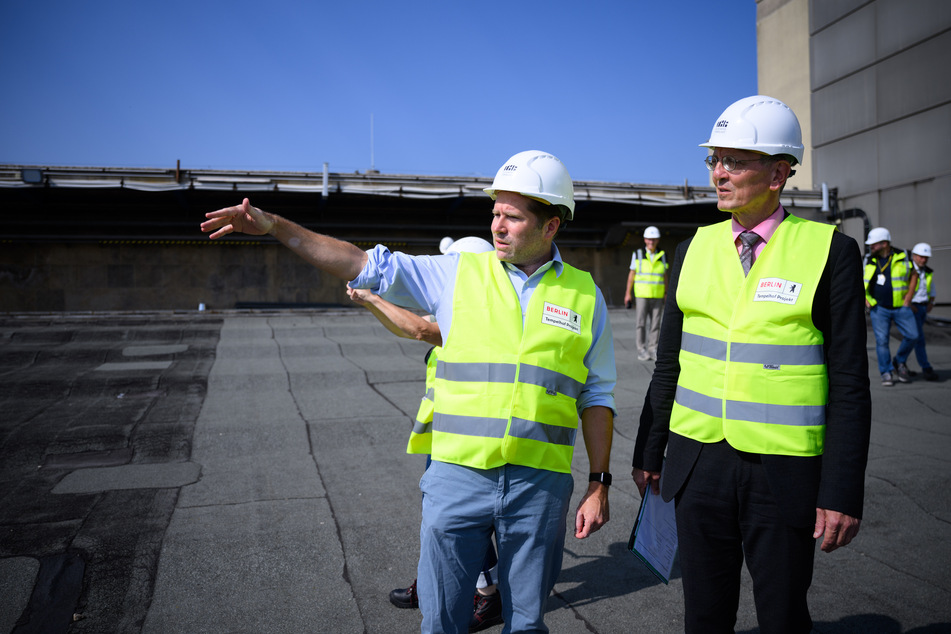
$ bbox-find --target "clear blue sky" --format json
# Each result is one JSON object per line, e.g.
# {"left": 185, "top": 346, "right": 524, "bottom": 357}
{"left": 0, "top": 1, "right": 758, "bottom": 186}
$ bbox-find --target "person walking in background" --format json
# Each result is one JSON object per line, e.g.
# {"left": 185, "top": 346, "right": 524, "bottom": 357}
{"left": 202, "top": 150, "right": 616, "bottom": 634}
{"left": 909, "top": 242, "right": 938, "bottom": 381}
{"left": 346, "top": 235, "right": 506, "bottom": 632}
{"left": 632, "top": 95, "right": 871, "bottom": 633}
{"left": 863, "top": 227, "right": 919, "bottom": 386}
{"left": 624, "top": 226, "right": 668, "bottom": 361}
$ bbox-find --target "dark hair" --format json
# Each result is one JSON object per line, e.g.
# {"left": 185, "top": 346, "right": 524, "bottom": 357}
{"left": 527, "top": 197, "right": 569, "bottom": 238}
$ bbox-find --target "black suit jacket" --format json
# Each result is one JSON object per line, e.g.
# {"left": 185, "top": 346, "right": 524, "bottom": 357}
{"left": 633, "top": 218, "right": 872, "bottom": 527}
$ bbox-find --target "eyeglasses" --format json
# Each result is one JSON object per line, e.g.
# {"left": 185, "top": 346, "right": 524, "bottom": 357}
{"left": 703, "top": 155, "right": 765, "bottom": 172}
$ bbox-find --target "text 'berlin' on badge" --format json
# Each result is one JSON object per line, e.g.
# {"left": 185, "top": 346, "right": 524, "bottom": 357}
{"left": 542, "top": 302, "right": 581, "bottom": 334}
{"left": 753, "top": 277, "right": 803, "bottom": 305}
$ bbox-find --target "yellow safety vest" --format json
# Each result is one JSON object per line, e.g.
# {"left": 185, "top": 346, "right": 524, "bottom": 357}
{"left": 432, "top": 252, "right": 596, "bottom": 473}
{"left": 633, "top": 249, "right": 667, "bottom": 299}
{"left": 864, "top": 249, "right": 912, "bottom": 307}
{"left": 919, "top": 268, "right": 934, "bottom": 298}
{"left": 670, "top": 215, "right": 833, "bottom": 457}
{"left": 407, "top": 347, "right": 438, "bottom": 454}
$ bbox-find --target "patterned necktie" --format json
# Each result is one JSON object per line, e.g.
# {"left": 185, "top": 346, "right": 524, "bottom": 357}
{"left": 739, "top": 231, "right": 761, "bottom": 276}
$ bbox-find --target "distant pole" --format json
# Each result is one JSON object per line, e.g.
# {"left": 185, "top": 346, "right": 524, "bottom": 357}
{"left": 370, "top": 113, "right": 375, "bottom": 172}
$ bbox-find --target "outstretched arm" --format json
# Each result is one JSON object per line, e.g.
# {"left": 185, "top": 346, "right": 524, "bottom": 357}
{"left": 347, "top": 285, "right": 442, "bottom": 347}
{"left": 201, "top": 198, "right": 368, "bottom": 281}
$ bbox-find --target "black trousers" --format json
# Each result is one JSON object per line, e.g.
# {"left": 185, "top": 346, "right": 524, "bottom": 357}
{"left": 674, "top": 441, "right": 815, "bottom": 634}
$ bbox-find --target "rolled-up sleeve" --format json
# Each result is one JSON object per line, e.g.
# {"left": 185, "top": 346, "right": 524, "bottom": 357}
{"left": 350, "top": 245, "right": 456, "bottom": 321}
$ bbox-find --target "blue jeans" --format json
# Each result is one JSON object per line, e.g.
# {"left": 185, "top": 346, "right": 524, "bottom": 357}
{"left": 869, "top": 305, "right": 919, "bottom": 375}
{"left": 912, "top": 303, "right": 933, "bottom": 371}
{"left": 418, "top": 460, "right": 573, "bottom": 634}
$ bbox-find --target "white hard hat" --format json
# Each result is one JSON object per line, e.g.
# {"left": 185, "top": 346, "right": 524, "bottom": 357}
{"left": 865, "top": 227, "right": 892, "bottom": 245}
{"left": 912, "top": 242, "right": 933, "bottom": 257}
{"left": 439, "top": 236, "right": 494, "bottom": 254}
{"left": 483, "top": 150, "right": 575, "bottom": 220}
{"left": 700, "top": 95, "right": 804, "bottom": 165}
{"left": 643, "top": 226, "right": 661, "bottom": 239}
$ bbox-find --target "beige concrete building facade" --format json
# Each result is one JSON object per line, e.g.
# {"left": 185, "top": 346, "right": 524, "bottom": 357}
{"left": 757, "top": 0, "right": 951, "bottom": 302}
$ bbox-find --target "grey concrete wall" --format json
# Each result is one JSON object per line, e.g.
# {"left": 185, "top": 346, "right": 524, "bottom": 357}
{"left": 0, "top": 242, "right": 658, "bottom": 313}
{"left": 809, "top": 0, "right": 951, "bottom": 300}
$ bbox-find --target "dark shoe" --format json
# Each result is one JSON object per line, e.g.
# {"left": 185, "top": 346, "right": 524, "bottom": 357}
{"left": 896, "top": 361, "right": 911, "bottom": 383}
{"left": 923, "top": 367, "right": 939, "bottom": 381}
{"left": 470, "top": 591, "right": 503, "bottom": 632}
{"left": 881, "top": 372, "right": 894, "bottom": 387}
{"left": 389, "top": 579, "right": 418, "bottom": 609}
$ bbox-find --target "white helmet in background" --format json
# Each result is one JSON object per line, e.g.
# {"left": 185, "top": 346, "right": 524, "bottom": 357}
{"left": 483, "top": 150, "right": 576, "bottom": 220}
{"left": 865, "top": 227, "right": 892, "bottom": 245}
{"left": 912, "top": 242, "right": 933, "bottom": 257}
{"left": 643, "top": 226, "right": 661, "bottom": 239}
{"left": 700, "top": 95, "right": 804, "bottom": 165}
{"left": 439, "top": 236, "right": 494, "bottom": 254}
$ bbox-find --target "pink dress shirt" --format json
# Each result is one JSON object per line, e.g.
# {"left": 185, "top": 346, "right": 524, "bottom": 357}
{"left": 731, "top": 204, "right": 785, "bottom": 262}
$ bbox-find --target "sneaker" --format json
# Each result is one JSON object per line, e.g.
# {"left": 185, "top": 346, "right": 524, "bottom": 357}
{"left": 923, "top": 367, "right": 939, "bottom": 382}
{"left": 881, "top": 372, "right": 894, "bottom": 387}
{"left": 637, "top": 351, "right": 650, "bottom": 361}
{"left": 896, "top": 361, "right": 911, "bottom": 383}
{"left": 389, "top": 579, "right": 418, "bottom": 609}
{"left": 470, "top": 591, "right": 503, "bottom": 632}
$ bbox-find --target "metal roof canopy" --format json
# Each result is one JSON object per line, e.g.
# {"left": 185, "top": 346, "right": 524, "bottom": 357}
{"left": 0, "top": 164, "right": 825, "bottom": 248}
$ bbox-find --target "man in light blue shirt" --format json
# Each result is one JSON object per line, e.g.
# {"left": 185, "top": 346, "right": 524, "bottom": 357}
{"left": 203, "top": 150, "right": 616, "bottom": 634}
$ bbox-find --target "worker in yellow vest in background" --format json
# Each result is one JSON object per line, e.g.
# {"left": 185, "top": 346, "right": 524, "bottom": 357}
{"left": 863, "top": 226, "right": 919, "bottom": 386}
{"left": 623, "top": 225, "right": 668, "bottom": 361}
{"left": 909, "top": 242, "right": 938, "bottom": 381}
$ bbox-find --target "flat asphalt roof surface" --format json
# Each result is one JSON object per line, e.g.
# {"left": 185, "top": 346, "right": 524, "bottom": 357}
{"left": 1, "top": 307, "right": 949, "bottom": 634}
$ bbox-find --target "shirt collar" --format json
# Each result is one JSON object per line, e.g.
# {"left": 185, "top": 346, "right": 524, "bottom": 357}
{"left": 732, "top": 204, "right": 785, "bottom": 244}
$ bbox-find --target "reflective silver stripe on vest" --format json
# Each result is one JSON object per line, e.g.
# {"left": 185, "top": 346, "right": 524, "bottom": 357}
{"left": 437, "top": 361, "right": 583, "bottom": 398}
{"left": 675, "top": 385, "right": 722, "bottom": 418}
{"left": 433, "top": 413, "right": 507, "bottom": 438}
{"left": 509, "top": 417, "right": 577, "bottom": 446}
{"left": 517, "top": 364, "right": 584, "bottom": 398}
{"left": 676, "top": 385, "right": 825, "bottom": 427}
{"left": 412, "top": 420, "right": 432, "bottom": 435}
{"left": 425, "top": 387, "right": 434, "bottom": 401}
{"left": 436, "top": 361, "right": 517, "bottom": 383}
{"left": 680, "top": 332, "right": 728, "bottom": 362}
{"left": 433, "top": 413, "right": 576, "bottom": 445}
{"left": 681, "top": 332, "right": 823, "bottom": 365}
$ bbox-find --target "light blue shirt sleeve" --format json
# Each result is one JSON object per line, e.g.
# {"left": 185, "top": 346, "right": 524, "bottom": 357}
{"left": 578, "top": 286, "right": 618, "bottom": 416}
{"left": 349, "top": 244, "right": 459, "bottom": 333}
{"left": 351, "top": 243, "right": 617, "bottom": 416}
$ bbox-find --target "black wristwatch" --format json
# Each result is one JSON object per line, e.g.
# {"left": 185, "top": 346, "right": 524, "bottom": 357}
{"left": 588, "top": 472, "right": 612, "bottom": 486}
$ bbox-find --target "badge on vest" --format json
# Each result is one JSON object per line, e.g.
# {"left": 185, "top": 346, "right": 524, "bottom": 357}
{"left": 542, "top": 302, "right": 581, "bottom": 334}
{"left": 753, "top": 277, "right": 803, "bottom": 305}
